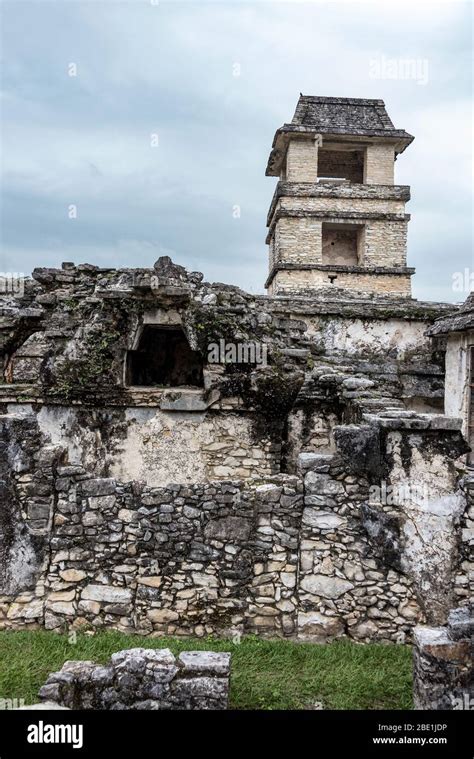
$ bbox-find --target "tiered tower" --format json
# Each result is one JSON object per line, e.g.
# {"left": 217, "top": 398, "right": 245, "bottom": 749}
{"left": 265, "top": 96, "right": 415, "bottom": 296}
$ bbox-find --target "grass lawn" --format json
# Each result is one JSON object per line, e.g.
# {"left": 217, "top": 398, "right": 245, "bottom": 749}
{"left": 0, "top": 630, "right": 412, "bottom": 710}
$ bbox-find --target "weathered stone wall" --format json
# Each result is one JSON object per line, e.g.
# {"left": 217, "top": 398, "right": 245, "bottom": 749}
{"left": 0, "top": 414, "right": 60, "bottom": 601}
{"left": 297, "top": 452, "right": 421, "bottom": 642}
{"left": 0, "top": 420, "right": 305, "bottom": 638}
{"left": 362, "top": 414, "right": 469, "bottom": 621}
{"left": 444, "top": 330, "right": 473, "bottom": 438}
{"left": 271, "top": 216, "right": 322, "bottom": 266}
{"left": 10, "top": 404, "right": 277, "bottom": 486}
{"left": 413, "top": 608, "right": 473, "bottom": 710}
{"left": 39, "top": 648, "right": 231, "bottom": 710}
{"left": 268, "top": 269, "right": 412, "bottom": 297}
{"left": 378, "top": 421, "right": 468, "bottom": 625}
{"left": 0, "top": 260, "right": 469, "bottom": 645}
{"left": 294, "top": 413, "right": 472, "bottom": 643}
{"left": 267, "top": 215, "right": 408, "bottom": 269}
{"left": 1, "top": 409, "right": 470, "bottom": 644}
{"left": 456, "top": 475, "right": 474, "bottom": 607}
{"left": 277, "top": 195, "right": 406, "bottom": 217}
{"left": 301, "top": 314, "right": 434, "bottom": 358}
{"left": 286, "top": 138, "right": 318, "bottom": 182}
{"left": 1, "top": 261, "right": 450, "bottom": 486}
{"left": 363, "top": 144, "right": 395, "bottom": 184}
{"left": 364, "top": 219, "right": 407, "bottom": 267}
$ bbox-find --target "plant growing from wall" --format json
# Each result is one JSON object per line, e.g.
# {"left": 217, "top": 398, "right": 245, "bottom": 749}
{"left": 188, "top": 303, "right": 305, "bottom": 441}
{"left": 42, "top": 300, "right": 143, "bottom": 404}
{"left": 245, "top": 365, "right": 304, "bottom": 441}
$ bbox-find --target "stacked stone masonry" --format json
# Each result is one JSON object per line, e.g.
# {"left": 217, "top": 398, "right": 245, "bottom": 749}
{"left": 285, "top": 139, "right": 319, "bottom": 182}
{"left": 268, "top": 270, "right": 412, "bottom": 297}
{"left": 413, "top": 608, "right": 473, "bottom": 710}
{"left": 0, "top": 400, "right": 471, "bottom": 643}
{"left": 265, "top": 96, "right": 414, "bottom": 296}
{"left": 363, "top": 144, "right": 395, "bottom": 185}
{"left": 39, "top": 648, "right": 231, "bottom": 710}
{"left": 1, "top": 96, "right": 472, "bottom": 669}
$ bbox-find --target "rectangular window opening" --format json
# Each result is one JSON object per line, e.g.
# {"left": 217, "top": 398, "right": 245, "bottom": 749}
{"left": 322, "top": 222, "right": 363, "bottom": 266}
{"left": 125, "top": 326, "right": 203, "bottom": 388}
{"left": 317, "top": 149, "right": 364, "bottom": 184}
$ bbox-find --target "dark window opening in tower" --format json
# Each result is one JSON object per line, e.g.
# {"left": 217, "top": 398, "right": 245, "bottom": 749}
{"left": 317, "top": 149, "right": 364, "bottom": 183}
{"left": 322, "top": 223, "right": 362, "bottom": 266}
{"left": 126, "top": 326, "right": 204, "bottom": 387}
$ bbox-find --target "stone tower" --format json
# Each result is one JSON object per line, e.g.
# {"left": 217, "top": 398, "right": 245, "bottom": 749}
{"left": 265, "top": 96, "right": 415, "bottom": 297}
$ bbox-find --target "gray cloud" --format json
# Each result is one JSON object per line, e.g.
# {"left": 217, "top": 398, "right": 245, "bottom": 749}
{"left": 1, "top": 0, "right": 472, "bottom": 302}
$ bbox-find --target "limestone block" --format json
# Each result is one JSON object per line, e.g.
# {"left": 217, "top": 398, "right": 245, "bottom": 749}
{"left": 178, "top": 651, "right": 231, "bottom": 676}
{"left": 81, "top": 585, "right": 132, "bottom": 604}
{"left": 297, "top": 611, "right": 345, "bottom": 640}
{"left": 302, "top": 509, "right": 345, "bottom": 530}
{"left": 59, "top": 569, "right": 86, "bottom": 583}
{"left": 300, "top": 574, "right": 354, "bottom": 599}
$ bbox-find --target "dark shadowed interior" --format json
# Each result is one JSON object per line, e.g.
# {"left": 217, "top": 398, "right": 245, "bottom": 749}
{"left": 126, "top": 326, "right": 203, "bottom": 387}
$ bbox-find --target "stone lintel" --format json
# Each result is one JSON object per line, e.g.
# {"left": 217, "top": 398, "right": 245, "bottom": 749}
{"left": 267, "top": 181, "right": 411, "bottom": 226}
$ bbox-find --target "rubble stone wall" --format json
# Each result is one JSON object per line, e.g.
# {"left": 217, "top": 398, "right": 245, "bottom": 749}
{"left": 297, "top": 451, "right": 421, "bottom": 642}
{"left": 1, "top": 410, "right": 470, "bottom": 644}
{"left": 0, "top": 261, "right": 468, "bottom": 645}
{"left": 380, "top": 423, "right": 468, "bottom": 624}
{"left": 0, "top": 418, "right": 306, "bottom": 638}
{"left": 456, "top": 476, "right": 474, "bottom": 608}
{"left": 39, "top": 648, "right": 231, "bottom": 710}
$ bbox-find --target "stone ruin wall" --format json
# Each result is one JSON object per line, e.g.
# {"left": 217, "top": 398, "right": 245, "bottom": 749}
{"left": 2, "top": 304, "right": 444, "bottom": 486}
{"left": 0, "top": 261, "right": 472, "bottom": 643}
{"left": 413, "top": 607, "right": 473, "bottom": 711}
{"left": 6, "top": 404, "right": 278, "bottom": 486}
{"left": 38, "top": 648, "right": 231, "bottom": 711}
{"left": 0, "top": 408, "right": 471, "bottom": 644}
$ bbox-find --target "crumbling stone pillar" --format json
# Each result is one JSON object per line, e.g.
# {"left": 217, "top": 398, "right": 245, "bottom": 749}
{"left": 413, "top": 607, "right": 473, "bottom": 710}
{"left": 357, "top": 412, "right": 470, "bottom": 626}
{"left": 0, "top": 413, "right": 64, "bottom": 629}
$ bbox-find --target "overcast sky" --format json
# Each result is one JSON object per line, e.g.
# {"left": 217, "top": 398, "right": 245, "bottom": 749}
{"left": 1, "top": 0, "right": 472, "bottom": 302}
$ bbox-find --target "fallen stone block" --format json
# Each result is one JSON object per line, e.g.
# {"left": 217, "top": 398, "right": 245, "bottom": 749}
{"left": 38, "top": 647, "right": 231, "bottom": 710}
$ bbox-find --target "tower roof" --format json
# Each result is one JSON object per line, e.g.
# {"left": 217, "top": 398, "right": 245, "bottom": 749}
{"left": 266, "top": 95, "right": 414, "bottom": 176}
